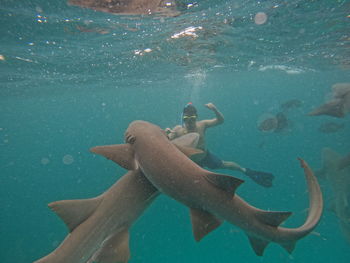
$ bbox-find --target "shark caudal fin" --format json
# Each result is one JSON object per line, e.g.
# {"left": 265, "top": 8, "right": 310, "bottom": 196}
{"left": 248, "top": 237, "right": 295, "bottom": 256}
{"left": 49, "top": 197, "right": 103, "bottom": 232}
{"left": 90, "top": 144, "right": 137, "bottom": 170}
{"left": 247, "top": 210, "right": 292, "bottom": 256}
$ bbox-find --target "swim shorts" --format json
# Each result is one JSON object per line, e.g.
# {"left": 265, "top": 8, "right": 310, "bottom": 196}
{"left": 196, "top": 150, "right": 223, "bottom": 169}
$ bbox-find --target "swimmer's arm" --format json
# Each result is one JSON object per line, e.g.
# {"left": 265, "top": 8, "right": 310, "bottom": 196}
{"left": 201, "top": 103, "right": 224, "bottom": 128}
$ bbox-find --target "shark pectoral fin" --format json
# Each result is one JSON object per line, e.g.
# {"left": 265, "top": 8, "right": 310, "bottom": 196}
{"left": 255, "top": 210, "right": 292, "bottom": 227}
{"left": 49, "top": 197, "right": 102, "bottom": 232}
{"left": 247, "top": 235, "right": 270, "bottom": 256}
{"left": 93, "top": 228, "right": 130, "bottom": 263}
{"left": 204, "top": 172, "right": 244, "bottom": 194}
{"left": 90, "top": 144, "right": 137, "bottom": 170}
{"left": 190, "top": 208, "right": 222, "bottom": 242}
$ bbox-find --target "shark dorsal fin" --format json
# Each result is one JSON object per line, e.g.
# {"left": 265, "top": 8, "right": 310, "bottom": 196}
{"left": 48, "top": 197, "right": 103, "bottom": 232}
{"left": 247, "top": 235, "right": 270, "bottom": 256}
{"left": 255, "top": 210, "right": 292, "bottom": 227}
{"left": 205, "top": 172, "right": 244, "bottom": 194}
{"left": 190, "top": 208, "right": 222, "bottom": 241}
{"left": 90, "top": 144, "right": 136, "bottom": 170}
{"left": 92, "top": 228, "right": 130, "bottom": 263}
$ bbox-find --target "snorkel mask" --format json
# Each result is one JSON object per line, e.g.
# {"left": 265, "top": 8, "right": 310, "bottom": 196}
{"left": 181, "top": 102, "right": 198, "bottom": 127}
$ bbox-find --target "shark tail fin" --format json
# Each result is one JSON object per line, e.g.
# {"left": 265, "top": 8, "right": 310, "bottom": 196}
{"left": 49, "top": 196, "right": 103, "bottom": 232}
{"left": 90, "top": 144, "right": 137, "bottom": 170}
{"left": 247, "top": 235, "right": 270, "bottom": 256}
{"left": 246, "top": 210, "right": 292, "bottom": 256}
{"left": 190, "top": 207, "right": 222, "bottom": 242}
{"left": 248, "top": 235, "right": 296, "bottom": 256}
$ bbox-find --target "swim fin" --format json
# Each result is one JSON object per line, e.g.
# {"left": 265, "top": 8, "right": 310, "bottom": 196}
{"left": 244, "top": 168, "right": 274, "bottom": 188}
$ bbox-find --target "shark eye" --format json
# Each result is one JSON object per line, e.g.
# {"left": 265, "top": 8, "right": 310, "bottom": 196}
{"left": 125, "top": 133, "right": 136, "bottom": 144}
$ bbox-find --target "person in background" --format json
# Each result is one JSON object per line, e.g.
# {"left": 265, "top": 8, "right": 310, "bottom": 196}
{"left": 165, "top": 102, "right": 275, "bottom": 188}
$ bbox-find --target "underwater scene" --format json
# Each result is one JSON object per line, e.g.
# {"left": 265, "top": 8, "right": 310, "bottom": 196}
{"left": 1, "top": 0, "right": 350, "bottom": 262}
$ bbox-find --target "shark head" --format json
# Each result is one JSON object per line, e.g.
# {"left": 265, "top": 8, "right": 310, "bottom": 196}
{"left": 125, "top": 121, "right": 166, "bottom": 143}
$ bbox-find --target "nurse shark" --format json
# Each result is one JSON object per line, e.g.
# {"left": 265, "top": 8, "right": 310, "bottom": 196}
{"left": 33, "top": 133, "right": 200, "bottom": 263}
{"left": 308, "top": 83, "right": 350, "bottom": 118}
{"left": 92, "top": 120, "right": 324, "bottom": 256}
{"left": 316, "top": 148, "right": 350, "bottom": 245}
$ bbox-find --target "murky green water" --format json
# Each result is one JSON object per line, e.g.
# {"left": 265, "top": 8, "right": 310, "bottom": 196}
{"left": 1, "top": 0, "right": 349, "bottom": 262}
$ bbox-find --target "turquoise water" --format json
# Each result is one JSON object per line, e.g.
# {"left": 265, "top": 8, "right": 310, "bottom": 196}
{"left": 1, "top": 0, "right": 350, "bottom": 262}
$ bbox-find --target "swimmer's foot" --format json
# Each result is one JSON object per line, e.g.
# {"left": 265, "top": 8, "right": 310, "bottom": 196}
{"left": 244, "top": 168, "right": 274, "bottom": 188}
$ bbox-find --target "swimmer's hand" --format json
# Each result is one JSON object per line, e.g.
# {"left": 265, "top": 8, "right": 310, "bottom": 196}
{"left": 205, "top": 103, "right": 217, "bottom": 110}
{"left": 164, "top": 128, "right": 176, "bottom": 139}
{"left": 164, "top": 128, "right": 174, "bottom": 134}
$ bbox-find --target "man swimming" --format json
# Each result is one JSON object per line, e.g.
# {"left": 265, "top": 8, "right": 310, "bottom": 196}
{"left": 165, "top": 102, "right": 274, "bottom": 187}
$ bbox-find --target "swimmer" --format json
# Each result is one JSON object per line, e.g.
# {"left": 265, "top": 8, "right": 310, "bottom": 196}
{"left": 165, "top": 102, "right": 275, "bottom": 187}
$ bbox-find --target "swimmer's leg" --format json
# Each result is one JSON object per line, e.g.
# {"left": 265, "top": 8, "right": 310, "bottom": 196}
{"left": 221, "top": 161, "right": 274, "bottom": 188}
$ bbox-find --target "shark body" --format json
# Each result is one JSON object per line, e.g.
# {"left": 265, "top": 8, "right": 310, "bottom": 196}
{"left": 308, "top": 83, "right": 350, "bottom": 118}
{"left": 34, "top": 170, "right": 158, "bottom": 263}
{"left": 316, "top": 148, "right": 350, "bottom": 244}
{"left": 92, "top": 120, "right": 324, "bottom": 256}
{"left": 34, "top": 133, "right": 200, "bottom": 263}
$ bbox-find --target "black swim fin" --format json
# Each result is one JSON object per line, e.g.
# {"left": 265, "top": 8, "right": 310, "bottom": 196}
{"left": 244, "top": 168, "right": 274, "bottom": 188}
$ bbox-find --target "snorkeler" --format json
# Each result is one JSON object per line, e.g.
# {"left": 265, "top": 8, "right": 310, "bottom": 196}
{"left": 165, "top": 102, "right": 275, "bottom": 188}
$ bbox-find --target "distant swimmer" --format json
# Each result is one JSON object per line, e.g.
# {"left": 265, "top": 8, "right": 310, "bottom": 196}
{"left": 165, "top": 102, "right": 275, "bottom": 188}
{"left": 258, "top": 112, "right": 289, "bottom": 133}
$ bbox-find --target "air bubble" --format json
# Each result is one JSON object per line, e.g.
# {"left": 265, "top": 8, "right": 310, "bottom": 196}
{"left": 41, "top": 157, "right": 50, "bottom": 165}
{"left": 63, "top": 154, "right": 74, "bottom": 165}
{"left": 254, "top": 12, "right": 268, "bottom": 25}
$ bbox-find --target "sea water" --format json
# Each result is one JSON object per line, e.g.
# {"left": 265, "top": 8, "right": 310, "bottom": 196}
{"left": 1, "top": 0, "right": 349, "bottom": 262}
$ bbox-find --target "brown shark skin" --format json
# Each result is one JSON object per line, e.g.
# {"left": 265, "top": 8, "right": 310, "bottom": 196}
{"left": 120, "top": 120, "right": 323, "bottom": 255}
{"left": 33, "top": 170, "right": 159, "bottom": 263}
{"left": 33, "top": 133, "right": 200, "bottom": 263}
{"left": 68, "top": 0, "right": 179, "bottom": 16}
